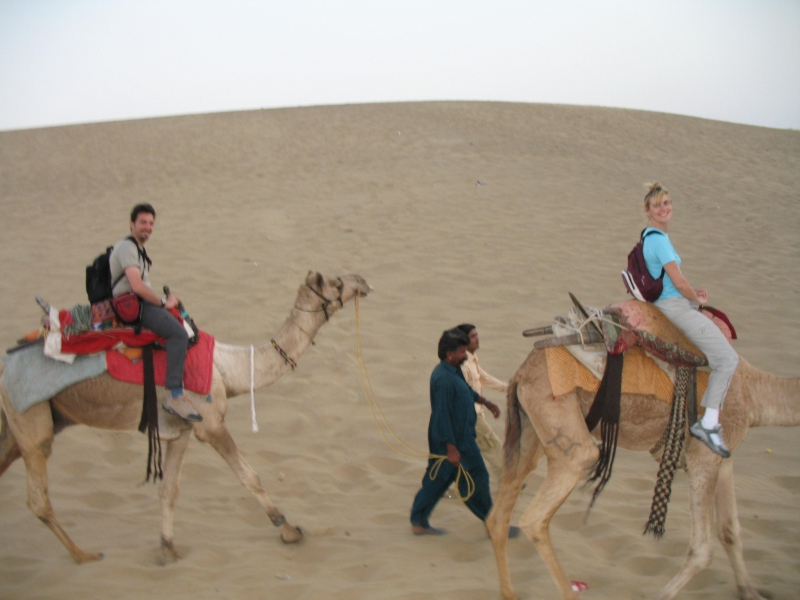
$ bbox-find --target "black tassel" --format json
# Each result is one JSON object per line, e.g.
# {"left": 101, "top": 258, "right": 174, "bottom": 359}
{"left": 585, "top": 353, "right": 624, "bottom": 509}
{"left": 138, "top": 345, "right": 163, "bottom": 482}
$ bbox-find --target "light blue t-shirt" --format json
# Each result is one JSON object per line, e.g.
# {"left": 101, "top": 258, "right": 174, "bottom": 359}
{"left": 642, "top": 227, "right": 682, "bottom": 300}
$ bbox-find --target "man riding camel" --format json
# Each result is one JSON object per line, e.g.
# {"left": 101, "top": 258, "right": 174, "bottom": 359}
{"left": 109, "top": 203, "right": 201, "bottom": 422}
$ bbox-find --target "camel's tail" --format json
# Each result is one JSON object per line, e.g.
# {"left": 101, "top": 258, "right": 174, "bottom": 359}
{"left": 503, "top": 380, "right": 523, "bottom": 470}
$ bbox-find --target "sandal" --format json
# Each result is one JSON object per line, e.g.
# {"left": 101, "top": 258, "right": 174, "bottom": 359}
{"left": 690, "top": 421, "right": 730, "bottom": 458}
{"left": 412, "top": 526, "right": 446, "bottom": 536}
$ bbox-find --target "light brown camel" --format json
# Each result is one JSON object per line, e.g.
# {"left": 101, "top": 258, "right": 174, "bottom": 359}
{"left": 0, "top": 271, "right": 370, "bottom": 564}
{"left": 486, "top": 347, "right": 800, "bottom": 600}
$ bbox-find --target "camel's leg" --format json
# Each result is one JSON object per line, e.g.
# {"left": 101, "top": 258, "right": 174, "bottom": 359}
{"left": 194, "top": 421, "right": 303, "bottom": 543}
{"left": 0, "top": 408, "right": 22, "bottom": 476}
{"left": 487, "top": 427, "right": 545, "bottom": 600}
{"left": 159, "top": 428, "right": 193, "bottom": 562}
{"left": 22, "top": 447, "right": 103, "bottom": 563}
{"left": 715, "top": 459, "right": 767, "bottom": 600}
{"left": 519, "top": 392, "right": 599, "bottom": 600}
{"left": 0, "top": 395, "right": 103, "bottom": 563}
{"left": 655, "top": 448, "right": 722, "bottom": 600}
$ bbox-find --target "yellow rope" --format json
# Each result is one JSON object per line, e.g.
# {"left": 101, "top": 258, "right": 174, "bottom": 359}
{"left": 354, "top": 295, "right": 475, "bottom": 502}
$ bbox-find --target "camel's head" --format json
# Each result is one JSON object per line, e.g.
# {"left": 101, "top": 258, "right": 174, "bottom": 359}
{"left": 298, "top": 271, "right": 371, "bottom": 320}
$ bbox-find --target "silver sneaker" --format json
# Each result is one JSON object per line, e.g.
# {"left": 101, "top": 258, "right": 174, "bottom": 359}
{"left": 162, "top": 395, "right": 203, "bottom": 422}
{"left": 689, "top": 421, "right": 730, "bottom": 458}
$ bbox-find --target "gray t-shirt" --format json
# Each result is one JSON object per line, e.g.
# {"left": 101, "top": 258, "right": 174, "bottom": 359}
{"left": 109, "top": 237, "right": 151, "bottom": 296}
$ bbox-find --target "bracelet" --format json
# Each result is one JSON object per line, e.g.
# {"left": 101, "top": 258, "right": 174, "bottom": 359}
{"left": 161, "top": 297, "right": 167, "bottom": 307}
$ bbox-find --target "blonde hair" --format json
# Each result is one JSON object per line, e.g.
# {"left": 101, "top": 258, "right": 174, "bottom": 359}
{"left": 643, "top": 182, "right": 669, "bottom": 211}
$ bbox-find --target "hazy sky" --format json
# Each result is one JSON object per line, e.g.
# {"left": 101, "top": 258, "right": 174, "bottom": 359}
{"left": 1, "top": 0, "right": 799, "bottom": 132}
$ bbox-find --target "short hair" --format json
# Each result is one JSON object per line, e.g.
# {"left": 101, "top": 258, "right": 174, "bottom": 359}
{"left": 130, "top": 203, "right": 156, "bottom": 223}
{"left": 437, "top": 328, "right": 469, "bottom": 361}
{"left": 456, "top": 323, "right": 476, "bottom": 337}
{"left": 643, "top": 182, "right": 669, "bottom": 212}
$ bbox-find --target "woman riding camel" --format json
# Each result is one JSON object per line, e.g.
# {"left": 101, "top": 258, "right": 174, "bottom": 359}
{"left": 641, "top": 182, "right": 739, "bottom": 458}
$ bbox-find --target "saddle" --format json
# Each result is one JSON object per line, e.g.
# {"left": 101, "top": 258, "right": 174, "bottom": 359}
{"left": 7, "top": 297, "right": 197, "bottom": 359}
{"left": 528, "top": 297, "right": 735, "bottom": 368}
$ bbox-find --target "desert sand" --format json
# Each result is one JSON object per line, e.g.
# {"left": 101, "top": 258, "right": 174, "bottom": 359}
{"left": 0, "top": 102, "right": 798, "bottom": 599}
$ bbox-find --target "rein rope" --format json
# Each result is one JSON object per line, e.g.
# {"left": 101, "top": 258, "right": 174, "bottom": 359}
{"left": 354, "top": 295, "right": 476, "bottom": 502}
{"left": 560, "top": 306, "right": 633, "bottom": 345}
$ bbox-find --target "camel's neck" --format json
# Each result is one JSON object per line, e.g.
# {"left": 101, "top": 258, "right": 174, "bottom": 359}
{"left": 742, "top": 359, "right": 800, "bottom": 428}
{"left": 213, "top": 307, "right": 328, "bottom": 398}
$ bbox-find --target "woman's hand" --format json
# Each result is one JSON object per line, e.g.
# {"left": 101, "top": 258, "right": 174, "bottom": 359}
{"left": 663, "top": 262, "right": 704, "bottom": 305}
{"left": 695, "top": 289, "right": 708, "bottom": 304}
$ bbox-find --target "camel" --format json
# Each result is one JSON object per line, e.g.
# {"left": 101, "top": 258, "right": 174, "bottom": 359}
{"left": 0, "top": 271, "right": 370, "bottom": 563}
{"left": 486, "top": 346, "right": 800, "bottom": 600}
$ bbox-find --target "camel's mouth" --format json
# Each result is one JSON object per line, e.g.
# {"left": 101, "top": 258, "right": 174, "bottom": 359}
{"left": 342, "top": 274, "right": 371, "bottom": 298}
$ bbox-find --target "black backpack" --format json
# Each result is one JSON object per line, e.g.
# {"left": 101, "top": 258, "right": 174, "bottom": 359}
{"left": 621, "top": 229, "right": 665, "bottom": 302}
{"left": 85, "top": 236, "right": 139, "bottom": 303}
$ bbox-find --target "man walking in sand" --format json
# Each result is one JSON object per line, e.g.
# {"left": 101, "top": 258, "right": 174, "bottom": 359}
{"left": 410, "top": 328, "right": 518, "bottom": 537}
{"left": 456, "top": 323, "right": 508, "bottom": 485}
{"left": 110, "top": 203, "right": 201, "bottom": 422}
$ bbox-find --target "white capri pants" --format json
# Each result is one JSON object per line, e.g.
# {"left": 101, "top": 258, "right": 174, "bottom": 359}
{"left": 654, "top": 296, "right": 739, "bottom": 410}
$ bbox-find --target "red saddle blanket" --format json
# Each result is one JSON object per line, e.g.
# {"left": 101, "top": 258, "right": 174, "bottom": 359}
{"left": 105, "top": 330, "right": 215, "bottom": 395}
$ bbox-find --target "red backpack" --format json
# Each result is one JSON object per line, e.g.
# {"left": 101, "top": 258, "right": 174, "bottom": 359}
{"left": 621, "top": 229, "right": 665, "bottom": 302}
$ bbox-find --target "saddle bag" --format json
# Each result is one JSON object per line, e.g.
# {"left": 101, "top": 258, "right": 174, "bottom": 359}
{"left": 111, "top": 292, "right": 143, "bottom": 325}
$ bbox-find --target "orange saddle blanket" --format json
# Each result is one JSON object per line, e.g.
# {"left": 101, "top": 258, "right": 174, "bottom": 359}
{"left": 545, "top": 345, "right": 708, "bottom": 404}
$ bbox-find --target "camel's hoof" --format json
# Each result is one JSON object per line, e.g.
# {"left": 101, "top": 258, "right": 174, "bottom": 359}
{"left": 75, "top": 551, "right": 104, "bottom": 564}
{"left": 280, "top": 525, "right": 303, "bottom": 544}
{"left": 160, "top": 537, "right": 179, "bottom": 562}
{"left": 737, "top": 586, "right": 768, "bottom": 600}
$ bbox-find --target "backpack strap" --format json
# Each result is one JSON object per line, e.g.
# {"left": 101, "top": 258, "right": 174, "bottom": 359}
{"left": 112, "top": 236, "right": 152, "bottom": 292}
{"left": 640, "top": 227, "right": 665, "bottom": 241}
{"left": 127, "top": 235, "right": 152, "bottom": 270}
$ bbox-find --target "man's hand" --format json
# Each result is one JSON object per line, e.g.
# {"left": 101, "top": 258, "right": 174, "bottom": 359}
{"left": 164, "top": 294, "right": 180, "bottom": 310}
{"left": 446, "top": 443, "right": 460, "bottom": 466}
{"left": 482, "top": 398, "right": 501, "bottom": 419}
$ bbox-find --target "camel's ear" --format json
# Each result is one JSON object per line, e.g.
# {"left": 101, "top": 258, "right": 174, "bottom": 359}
{"left": 305, "top": 270, "right": 315, "bottom": 285}
{"left": 315, "top": 272, "right": 324, "bottom": 290}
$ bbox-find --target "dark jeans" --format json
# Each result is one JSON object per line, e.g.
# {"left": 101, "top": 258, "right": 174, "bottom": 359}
{"left": 410, "top": 456, "right": 492, "bottom": 529}
{"left": 139, "top": 302, "right": 188, "bottom": 391}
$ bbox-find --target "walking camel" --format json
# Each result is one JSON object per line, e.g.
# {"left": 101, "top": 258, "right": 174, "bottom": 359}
{"left": 0, "top": 271, "right": 370, "bottom": 563}
{"left": 486, "top": 341, "right": 800, "bottom": 599}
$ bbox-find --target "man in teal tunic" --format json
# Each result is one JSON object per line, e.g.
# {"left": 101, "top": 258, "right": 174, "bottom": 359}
{"left": 410, "top": 328, "right": 502, "bottom": 535}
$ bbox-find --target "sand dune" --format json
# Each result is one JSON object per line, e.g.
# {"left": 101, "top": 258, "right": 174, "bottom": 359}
{"left": 1, "top": 102, "right": 799, "bottom": 599}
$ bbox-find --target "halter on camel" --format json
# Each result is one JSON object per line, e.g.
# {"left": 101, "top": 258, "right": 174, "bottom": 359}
{"left": 295, "top": 275, "right": 345, "bottom": 321}
{"left": 270, "top": 276, "right": 345, "bottom": 370}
